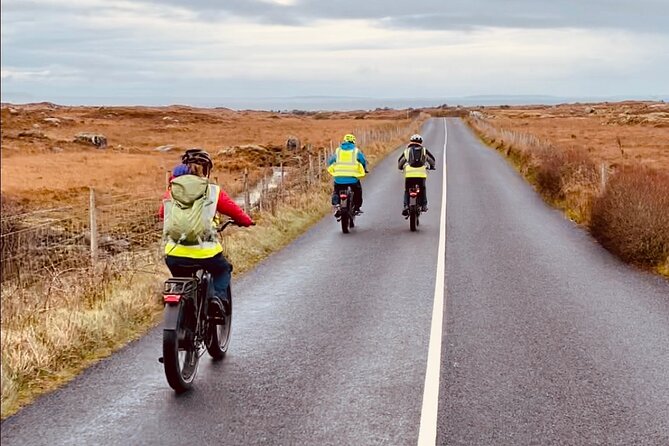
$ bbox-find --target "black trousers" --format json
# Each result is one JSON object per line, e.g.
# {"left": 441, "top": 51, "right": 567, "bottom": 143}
{"left": 332, "top": 181, "right": 363, "bottom": 210}
{"left": 404, "top": 178, "right": 427, "bottom": 207}
{"left": 165, "top": 253, "right": 232, "bottom": 299}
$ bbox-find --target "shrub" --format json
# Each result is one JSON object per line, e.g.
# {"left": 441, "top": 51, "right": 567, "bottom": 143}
{"left": 590, "top": 166, "right": 669, "bottom": 266}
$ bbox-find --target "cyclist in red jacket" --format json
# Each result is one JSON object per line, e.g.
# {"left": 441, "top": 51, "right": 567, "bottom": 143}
{"left": 159, "top": 149, "right": 253, "bottom": 318}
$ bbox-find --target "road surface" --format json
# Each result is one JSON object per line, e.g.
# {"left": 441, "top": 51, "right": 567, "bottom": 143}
{"left": 2, "top": 118, "right": 668, "bottom": 445}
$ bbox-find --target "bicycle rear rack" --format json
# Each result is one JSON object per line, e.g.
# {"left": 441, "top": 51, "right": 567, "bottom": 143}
{"left": 163, "top": 278, "right": 197, "bottom": 296}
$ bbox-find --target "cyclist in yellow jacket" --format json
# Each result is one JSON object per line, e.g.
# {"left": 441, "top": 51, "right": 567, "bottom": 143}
{"left": 159, "top": 149, "right": 254, "bottom": 319}
{"left": 327, "top": 133, "right": 368, "bottom": 217}
{"left": 398, "top": 134, "right": 436, "bottom": 216}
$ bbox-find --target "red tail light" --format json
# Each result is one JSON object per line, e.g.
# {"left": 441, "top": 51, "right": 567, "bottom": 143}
{"left": 164, "top": 294, "right": 181, "bottom": 304}
{"left": 339, "top": 194, "right": 348, "bottom": 199}
{"left": 409, "top": 192, "right": 418, "bottom": 197}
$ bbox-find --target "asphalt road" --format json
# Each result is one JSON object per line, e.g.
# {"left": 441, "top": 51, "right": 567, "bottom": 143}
{"left": 2, "top": 119, "right": 668, "bottom": 445}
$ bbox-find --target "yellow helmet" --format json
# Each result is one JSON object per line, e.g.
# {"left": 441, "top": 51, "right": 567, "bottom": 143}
{"left": 343, "top": 134, "right": 356, "bottom": 144}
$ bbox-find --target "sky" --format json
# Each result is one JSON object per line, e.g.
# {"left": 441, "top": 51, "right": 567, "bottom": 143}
{"left": 1, "top": 0, "right": 668, "bottom": 107}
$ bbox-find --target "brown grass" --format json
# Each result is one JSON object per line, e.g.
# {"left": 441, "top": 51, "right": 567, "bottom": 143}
{"left": 590, "top": 166, "right": 669, "bottom": 266}
{"left": 1, "top": 104, "right": 415, "bottom": 208}
{"left": 466, "top": 104, "right": 669, "bottom": 277}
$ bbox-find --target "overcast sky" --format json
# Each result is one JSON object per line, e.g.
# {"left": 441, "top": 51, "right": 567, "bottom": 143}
{"left": 1, "top": 0, "right": 668, "bottom": 106}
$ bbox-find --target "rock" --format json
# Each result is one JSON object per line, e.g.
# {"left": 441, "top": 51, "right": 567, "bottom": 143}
{"left": 154, "top": 144, "right": 175, "bottom": 152}
{"left": 51, "top": 146, "right": 64, "bottom": 152}
{"left": 74, "top": 132, "right": 107, "bottom": 149}
{"left": 584, "top": 107, "right": 595, "bottom": 114}
{"left": 44, "top": 117, "right": 61, "bottom": 125}
{"left": 8, "top": 107, "right": 19, "bottom": 115}
{"left": 32, "top": 123, "right": 41, "bottom": 129}
{"left": 286, "top": 136, "right": 300, "bottom": 151}
{"left": 18, "top": 129, "right": 46, "bottom": 138}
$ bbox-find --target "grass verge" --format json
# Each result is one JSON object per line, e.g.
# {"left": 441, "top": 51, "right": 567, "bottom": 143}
{"left": 466, "top": 117, "right": 669, "bottom": 279}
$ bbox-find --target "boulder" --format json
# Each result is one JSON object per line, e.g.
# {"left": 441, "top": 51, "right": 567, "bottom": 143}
{"left": 44, "top": 117, "right": 61, "bottom": 125}
{"left": 74, "top": 132, "right": 107, "bottom": 149}
{"left": 286, "top": 136, "right": 300, "bottom": 151}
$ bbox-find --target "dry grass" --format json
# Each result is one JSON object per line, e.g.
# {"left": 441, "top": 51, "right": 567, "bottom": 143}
{"left": 0, "top": 111, "right": 421, "bottom": 418}
{"left": 468, "top": 118, "right": 600, "bottom": 224}
{"left": 1, "top": 104, "right": 415, "bottom": 208}
{"left": 590, "top": 166, "right": 669, "bottom": 266}
{"left": 467, "top": 103, "right": 669, "bottom": 277}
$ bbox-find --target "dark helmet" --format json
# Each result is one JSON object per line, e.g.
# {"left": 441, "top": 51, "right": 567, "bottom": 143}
{"left": 181, "top": 148, "right": 213, "bottom": 172}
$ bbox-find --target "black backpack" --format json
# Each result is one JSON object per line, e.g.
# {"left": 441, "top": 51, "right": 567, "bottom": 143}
{"left": 407, "top": 145, "right": 426, "bottom": 168}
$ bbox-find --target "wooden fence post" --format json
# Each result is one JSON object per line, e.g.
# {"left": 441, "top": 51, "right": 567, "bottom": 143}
{"left": 89, "top": 187, "right": 98, "bottom": 266}
{"left": 600, "top": 162, "right": 608, "bottom": 192}
{"left": 243, "top": 168, "right": 250, "bottom": 213}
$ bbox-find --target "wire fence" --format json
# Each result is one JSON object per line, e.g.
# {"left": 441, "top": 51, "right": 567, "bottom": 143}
{"left": 1, "top": 120, "right": 419, "bottom": 286}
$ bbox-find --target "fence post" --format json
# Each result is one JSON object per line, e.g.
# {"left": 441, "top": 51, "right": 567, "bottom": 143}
{"left": 165, "top": 170, "right": 170, "bottom": 188}
{"left": 259, "top": 177, "right": 264, "bottom": 212}
{"left": 89, "top": 187, "right": 98, "bottom": 266}
{"left": 243, "top": 168, "right": 250, "bottom": 213}
{"left": 600, "top": 162, "right": 608, "bottom": 192}
{"left": 308, "top": 151, "right": 313, "bottom": 187}
{"left": 319, "top": 148, "right": 325, "bottom": 181}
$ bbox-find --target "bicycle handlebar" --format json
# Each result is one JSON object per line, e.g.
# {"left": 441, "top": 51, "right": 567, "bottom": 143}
{"left": 217, "top": 219, "right": 255, "bottom": 232}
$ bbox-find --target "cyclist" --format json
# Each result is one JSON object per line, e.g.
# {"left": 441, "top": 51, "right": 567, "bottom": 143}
{"left": 327, "top": 133, "right": 368, "bottom": 217}
{"left": 159, "top": 149, "right": 254, "bottom": 318}
{"left": 398, "top": 134, "right": 436, "bottom": 216}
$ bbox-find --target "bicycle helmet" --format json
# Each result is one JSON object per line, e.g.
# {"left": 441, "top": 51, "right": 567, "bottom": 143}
{"left": 343, "top": 133, "right": 356, "bottom": 144}
{"left": 410, "top": 134, "right": 423, "bottom": 144}
{"left": 181, "top": 148, "right": 213, "bottom": 171}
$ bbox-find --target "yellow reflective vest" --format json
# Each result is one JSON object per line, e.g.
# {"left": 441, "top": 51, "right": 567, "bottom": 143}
{"left": 402, "top": 147, "right": 428, "bottom": 178}
{"left": 163, "top": 184, "right": 224, "bottom": 259}
{"left": 327, "top": 147, "right": 366, "bottom": 178}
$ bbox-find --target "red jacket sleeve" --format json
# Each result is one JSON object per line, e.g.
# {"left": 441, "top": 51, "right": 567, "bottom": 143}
{"left": 217, "top": 189, "right": 254, "bottom": 226}
{"left": 158, "top": 189, "right": 170, "bottom": 219}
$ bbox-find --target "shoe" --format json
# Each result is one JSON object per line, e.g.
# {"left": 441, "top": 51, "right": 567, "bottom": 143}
{"left": 402, "top": 207, "right": 409, "bottom": 217}
{"left": 334, "top": 206, "right": 342, "bottom": 218}
{"left": 354, "top": 208, "right": 363, "bottom": 216}
{"left": 220, "top": 297, "right": 231, "bottom": 315}
{"left": 208, "top": 296, "right": 224, "bottom": 319}
{"left": 421, "top": 205, "right": 428, "bottom": 212}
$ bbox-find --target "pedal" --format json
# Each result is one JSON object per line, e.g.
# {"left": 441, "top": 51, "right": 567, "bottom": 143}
{"left": 208, "top": 315, "right": 226, "bottom": 325}
{"left": 158, "top": 356, "right": 164, "bottom": 363}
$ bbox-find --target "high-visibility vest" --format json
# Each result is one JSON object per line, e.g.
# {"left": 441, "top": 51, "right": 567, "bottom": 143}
{"left": 163, "top": 184, "right": 224, "bottom": 258}
{"left": 403, "top": 147, "right": 428, "bottom": 178}
{"left": 327, "top": 147, "right": 366, "bottom": 178}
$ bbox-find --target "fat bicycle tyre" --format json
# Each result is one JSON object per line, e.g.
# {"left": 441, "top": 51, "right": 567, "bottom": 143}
{"left": 341, "top": 212, "right": 350, "bottom": 234}
{"left": 163, "top": 299, "right": 199, "bottom": 393}
{"left": 206, "top": 287, "right": 232, "bottom": 360}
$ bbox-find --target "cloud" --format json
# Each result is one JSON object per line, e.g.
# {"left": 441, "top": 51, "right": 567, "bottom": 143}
{"left": 1, "top": 69, "right": 51, "bottom": 80}
{"left": 2, "top": 0, "right": 668, "bottom": 103}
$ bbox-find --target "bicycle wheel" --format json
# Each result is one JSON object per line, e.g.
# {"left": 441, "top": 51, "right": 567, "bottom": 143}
{"left": 409, "top": 210, "right": 417, "bottom": 232}
{"left": 163, "top": 298, "right": 199, "bottom": 393}
{"left": 341, "top": 212, "right": 350, "bottom": 233}
{"left": 207, "top": 286, "right": 232, "bottom": 360}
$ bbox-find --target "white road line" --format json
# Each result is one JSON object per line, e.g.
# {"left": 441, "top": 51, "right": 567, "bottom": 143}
{"left": 417, "top": 118, "right": 448, "bottom": 445}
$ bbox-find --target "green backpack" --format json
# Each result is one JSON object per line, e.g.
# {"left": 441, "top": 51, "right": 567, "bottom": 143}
{"left": 163, "top": 175, "right": 216, "bottom": 244}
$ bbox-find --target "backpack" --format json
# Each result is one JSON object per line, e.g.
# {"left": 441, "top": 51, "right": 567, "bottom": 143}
{"left": 163, "top": 175, "right": 216, "bottom": 244}
{"left": 407, "top": 144, "right": 427, "bottom": 168}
